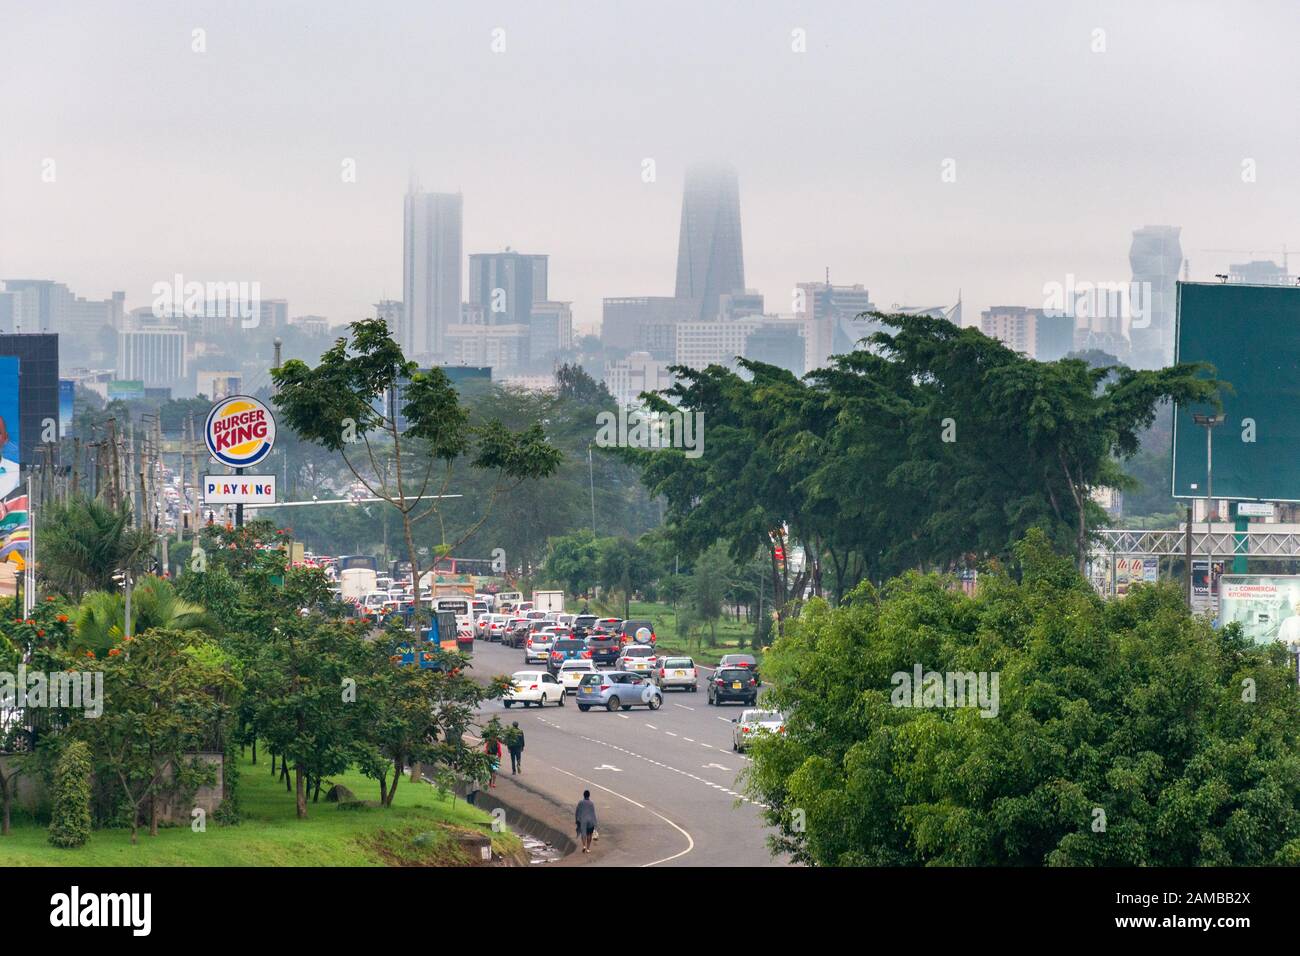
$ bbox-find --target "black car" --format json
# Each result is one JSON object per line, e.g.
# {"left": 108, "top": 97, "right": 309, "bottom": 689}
{"left": 708, "top": 667, "right": 759, "bottom": 706}
{"left": 584, "top": 630, "right": 621, "bottom": 666}
{"left": 572, "top": 614, "right": 599, "bottom": 638}
{"left": 504, "top": 618, "right": 531, "bottom": 649}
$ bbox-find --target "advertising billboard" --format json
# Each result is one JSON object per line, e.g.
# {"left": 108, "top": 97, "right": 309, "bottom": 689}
{"left": 1172, "top": 282, "right": 1300, "bottom": 501}
{"left": 204, "top": 395, "right": 276, "bottom": 468}
{"left": 0, "top": 357, "right": 19, "bottom": 499}
{"left": 58, "top": 379, "right": 74, "bottom": 439}
{"left": 1218, "top": 575, "right": 1300, "bottom": 645}
{"left": 202, "top": 474, "right": 276, "bottom": 505}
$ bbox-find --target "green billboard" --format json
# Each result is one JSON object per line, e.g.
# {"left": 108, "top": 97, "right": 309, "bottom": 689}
{"left": 1172, "top": 282, "right": 1300, "bottom": 502}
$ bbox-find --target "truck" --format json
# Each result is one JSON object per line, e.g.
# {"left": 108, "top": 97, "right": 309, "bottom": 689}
{"left": 532, "top": 590, "right": 565, "bottom": 614}
{"left": 339, "top": 568, "right": 378, "bottom": 603}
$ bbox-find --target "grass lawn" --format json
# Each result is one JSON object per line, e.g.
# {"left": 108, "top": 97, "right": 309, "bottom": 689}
{"left": 592, "top": 598, "right": 760, "bottom": 667}
{"left": 0, "top": 751, "right": 521, "bottom": 867}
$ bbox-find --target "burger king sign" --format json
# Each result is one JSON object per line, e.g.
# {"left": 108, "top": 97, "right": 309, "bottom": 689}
{"left": 205, "top": 395, "right": 277, "bottom": 468}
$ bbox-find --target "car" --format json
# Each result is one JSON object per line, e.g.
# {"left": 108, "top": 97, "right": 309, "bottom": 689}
{"left": 556, "top": 613, "right": 576, "bottom": 630}
{"left": 617, "top": 619, "right": 656, "bottom": 646}
{"left": 708, "top": 667, "right": 759, "bottom": 706}
{"left": 524, "top": 625, "right": 560, "bottom": 664}
{"left": 471, "top": 600, "right": 489, "bottom": 620}
{"left": 732, "top": 709, "right": 786, "bottom": 751}
{"left": 503, "top": 670, "right": 566, "bottom": 708}
{"left": 572, "top": 614, "right": 599, "bottom": 637}
{"left": 716, "top": 653, "right": 761, "bottom": 684}
{"left": 475, "top": 613, "right": 498, "bottom": 639}
{"left": 616, "top": 644, "right": 658, "bottom": 673}
{"left": 654, "top": 656, "right": 698, "bottom": 692}
{"left": 503, "top": 617, "right": 531, "bottom": 648}
{"left": 547, "top": 637, "right": 590, "bottom": 673}
{"left": 557, "top": 659, "right": 597, "bottom": 692}
{"left": 584, "top": 631, "right": 621, "bottom": 666}
{"left": 575, "top": 670, "right": 663, "bottom": 712}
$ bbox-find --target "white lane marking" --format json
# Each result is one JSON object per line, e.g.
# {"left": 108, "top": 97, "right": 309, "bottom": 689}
{"left": 551, "top": 766, "right": 694, "bottom": 867}
{"left": 682, "top": 737, "right": 695, "bottom": 742}
{"left": 595, "top": 764, "right": 622, "bottom": 772}
{"left": 700, "top": 743, "right": 713, "bottom": 748}
{"left": 644, "top": 723, "right": 658, "bottom": 730}
{"left": 705, "top": 762, "right": 733, "bottom": 771}
{"left": 665, "top": 731, "right": 677, "bottom": 737}
{"left": 715, "top": 717, "right": 731, "bottom": 723}
{"left": 672, "top": 703, "right": 695, "bottom": 711}
{"left": 618, "top": 714, "right": 629, "bottom": 720}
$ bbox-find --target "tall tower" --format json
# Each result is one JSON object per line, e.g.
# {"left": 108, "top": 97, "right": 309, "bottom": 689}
{"left": 1128, "top": 225, "right": 1182, "bottom": 369}
{"left": 674, "top": 163, "right": 745, "bottom": 322}
{"left": 403, "top": 188, "right": 463, "bottom": 360}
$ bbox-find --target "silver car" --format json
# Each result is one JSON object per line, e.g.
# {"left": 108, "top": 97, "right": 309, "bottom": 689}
{"left": 654, "top": 656, "right": 698, "bottom": 692}
{"left": 575, "top": 670, "right": 663, "bottom": 712}
{"left": 616, "top": 644, "right": 658, "bottom": 673}
{"left": 732, "top": 709, "right": 786, "bottom": 752}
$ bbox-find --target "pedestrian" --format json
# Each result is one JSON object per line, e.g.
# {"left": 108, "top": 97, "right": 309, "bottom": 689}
{"left": 484, "top": 736, "right": 501, "bottom": 788}
{"left": 575, "top": 790, "right": 598, "bottom": 853}
{"left": 506, "top": 721, "right": 525, "bottom": 774}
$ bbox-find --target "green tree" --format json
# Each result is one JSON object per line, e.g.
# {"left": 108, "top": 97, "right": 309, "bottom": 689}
{"left": 38, "top": 497, "right": 156, "bottom": 600}
{"left": 48, "top": 741, "right": 93, "bottom": 848}
{"left": 597, "top": 537, "right": 659, "bottom": 620}
{"left": 71, "top": 576, "right": 210, "bottom": 656}
{"left": 272, "top": 319, "right": 561, "bottom": 615}
{"left": 542, "top": 529, "right": 601, "bottom": 597}
{"left": 745, "top": 530, "right": 1300, "bottom": 866}
{"left": 688, "top": 541, "right": 736, "bottom": 647}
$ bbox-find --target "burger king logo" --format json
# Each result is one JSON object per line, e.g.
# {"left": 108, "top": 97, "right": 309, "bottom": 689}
{"left": 205, "top": 396, "right": 276, "bottom": 468}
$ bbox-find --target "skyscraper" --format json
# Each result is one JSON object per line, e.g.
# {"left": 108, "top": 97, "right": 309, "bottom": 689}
{"left": 468, "top": 250, "right": 549, "bottom": 326}
{"left": 674, "top": 163, "right": 745, "bottom": 322}
{"left": 403, "top": 189, "right": 463, "bottom": 361}
{"left": 1128, "top": 225, "right": 1182, "bottom": 368}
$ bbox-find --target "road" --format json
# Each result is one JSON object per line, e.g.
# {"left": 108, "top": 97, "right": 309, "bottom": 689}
{"left": 466, "top": 639, "right": 788, "bottom": 867}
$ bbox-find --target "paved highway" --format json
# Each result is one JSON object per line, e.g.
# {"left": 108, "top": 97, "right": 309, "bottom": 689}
{"left": 467, "top": 639, "right": 788, "bottom": 867}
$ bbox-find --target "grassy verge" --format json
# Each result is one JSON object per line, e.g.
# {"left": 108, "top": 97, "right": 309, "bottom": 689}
{"left": 592, "top": 598, "right": 760, "bottom": 667}
{"left": 0, "top": 751, "right": 522, "bottom": 867}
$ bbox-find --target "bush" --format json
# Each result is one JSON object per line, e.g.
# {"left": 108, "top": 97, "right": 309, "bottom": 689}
{"left": 48, "top": 741, "right": 92, "bottom": 848}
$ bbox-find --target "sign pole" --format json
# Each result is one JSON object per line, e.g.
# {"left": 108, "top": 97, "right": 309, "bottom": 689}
{"left": 235, "top": 467, "right": 244, "bottom": 528}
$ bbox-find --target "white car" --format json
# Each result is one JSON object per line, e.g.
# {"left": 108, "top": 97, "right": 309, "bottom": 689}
{"left": 477, "top": 612, "right": 503, "bottom": 640}
{"left": 557, "top": 659, "right": 597, "bottom": 692}
{"left": 654, "top": 656, "right": 698, "bottom": 692}
{"left": 504, "top": 670, "right": 566, "bottom": 708}
{"left": 524, "top": 628, "right": 560, "bottom": 664}
{"left": 616, "top": 645, "right": 658, "bottom": 673}
{"left": 732, "top": 709, "right": 786, "bottom": 752}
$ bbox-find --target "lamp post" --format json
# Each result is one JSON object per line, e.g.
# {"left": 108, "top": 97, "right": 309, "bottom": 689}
{"left": 1192, "top": 412, "right": 1225, "bottom": 614}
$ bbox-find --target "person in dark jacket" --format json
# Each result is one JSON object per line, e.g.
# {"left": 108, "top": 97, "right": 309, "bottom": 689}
{"left": 575, "top": 790, "right": 598, "bottom": 853}
{"left": 507, "top": 721, "right": 525, "bottom": 774}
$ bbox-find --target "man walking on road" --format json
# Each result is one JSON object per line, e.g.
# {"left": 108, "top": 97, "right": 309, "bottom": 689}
{"left": 575, "top": 790, "right": 598, "bottom": 853}
{"left": 506, "top": 721, "right": 525, "bottom": 774}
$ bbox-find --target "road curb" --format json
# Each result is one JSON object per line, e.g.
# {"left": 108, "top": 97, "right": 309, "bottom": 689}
{"left": 451, "top": 777, "right": 581, "bottom": 862}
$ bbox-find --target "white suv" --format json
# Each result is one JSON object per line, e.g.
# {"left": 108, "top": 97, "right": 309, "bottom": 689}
{"left": 654, "top": 656, "right": 698, "bottom": 692}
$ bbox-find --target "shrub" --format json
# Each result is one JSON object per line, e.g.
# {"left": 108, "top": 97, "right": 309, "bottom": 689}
{"left": 48, "top": 741, "right": 92, "bottom": 848}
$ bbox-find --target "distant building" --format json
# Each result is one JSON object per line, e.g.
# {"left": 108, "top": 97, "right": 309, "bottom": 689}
{"left": 744, "top": 318, "right": 806, "bottom": 375}
{"left": 719, "top": 291, "right": 765, "bottom": 321}
{"left": 675, "top": 163, "right": 746, "bottom": 321}
{"left": 980, "top": 306, "right": 1040, "bottom": 356}
{"left": 375, "top": 299, "right": 404, "bottom": 338}
{"left": 1229, "top": 259, "right": 1288, "bottom": 284}
{"left": 798, "top": 282, "right": 877, "bottom": 371}
{"left": 601, "top": 296, "right": 698, "bottom": 356}
{"left": 498, "top": 373, "right": 558, "bottom": 393}
{"left": 289, "top": 315, "right": 331, "bottom": 337}
{"left": 0, "top": 280, "right": 124, "bottom": 337}
{"left": 675, "top": 320, "right": 757, "bottom": 371}
{"left": 442, "top": 323, "right": 530, "bottom": 370}
{"left": 403, "top": 189, "right": 463, "bottom": 360}
{"left": 1128, "top": 225, "right": 1182, "bottom": 368}
{"left": 196, "top": 370, "right": 243, "bottom": 400}
{"left": 117, "top": 328, "right": 188, "bottom": 391}
{"left": 528, "top": 300, "right": 573, "bottom": 364}
{"left": 604, "top": 351, "right": 676, "bottom": 407}
{"left": 469, "top": 250, "right": 549, "bottom": 326}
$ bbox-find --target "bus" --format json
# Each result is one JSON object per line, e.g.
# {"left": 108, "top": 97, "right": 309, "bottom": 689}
{"left": 337, "top": 554, "right": 379, "bottom": 574}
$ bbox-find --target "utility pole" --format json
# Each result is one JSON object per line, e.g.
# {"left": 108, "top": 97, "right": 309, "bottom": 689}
{"left": 587, "top": 444, "right": 596, "bottom": 536}
{"left": 1193, "top": 412, "right": 1225, "bottom": 615}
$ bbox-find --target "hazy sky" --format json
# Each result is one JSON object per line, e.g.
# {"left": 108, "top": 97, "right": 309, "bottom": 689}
{"left": 2, "top": 0, "right": 1297, "bottom": 335}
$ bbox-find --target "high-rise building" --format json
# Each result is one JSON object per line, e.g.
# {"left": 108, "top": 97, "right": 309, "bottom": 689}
{"left": 744, "top": 319, "right": 806, "bottom": 376}
{"left": 980, "top": 306, "right": 1040, "bottom": 356}
{"left": 674, "top": 320, "right": 757, "bottom": 371}
{"left": 798, "top": 282, "right": 877, "bottom": 371}
{"left": 375, "top": 299, "right": 404, "bottom": 337}
{"left": 675, "top": 163, "right": 745, "bottom": 322}
{"left": 442, "top": 323, "right": 530, "bottom": 370}
{"left": 1229, "top": 259, "right": 1288, "bottom": 285}
{"left": 469, "top": 250, "right": 548, "bottom": 326}
{"left": 403, "top": 189, "right": 463, "bottom": 361}
{"left": 0, "top": 333, "right": 59, "bottom": 464}
{"left": 0, "top": 280, "right": 124, "bottom": 337}
{"left": 601, "top": 296, "right": 699, "bottom": 355}
{"left": 528, "top": 301, "right": 573, "bottom": 364}
{"left": 719, "top": 291, "right": 765, "bottom": 322}
{"left": 117, "top": 328, "right": 188, "bottom": 391}
{"left": 604, "top": 351, "right": 677, "bottom": 408}
{"left": 1128, "top": 225, "right": 1182, "bottom": 368}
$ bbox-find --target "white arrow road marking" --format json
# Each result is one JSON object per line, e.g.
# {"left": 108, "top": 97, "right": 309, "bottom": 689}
{"left": 552, "top": 766, "right": 694, "bottom": 867}
{"left": 704, "top": 762, "right": 733, "bottom": 771}
{"left": 595, "top": 764, "right": 622, "bottom": 772}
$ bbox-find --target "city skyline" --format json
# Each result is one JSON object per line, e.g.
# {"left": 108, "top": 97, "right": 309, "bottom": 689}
{"left": 3, "top": 1, "right": 1297, "bottom": 337}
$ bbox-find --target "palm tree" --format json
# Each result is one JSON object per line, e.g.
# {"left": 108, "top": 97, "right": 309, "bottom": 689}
{"left": 72, "top": 576, "right": 211, "bottom": 656}
{"left": 38, "top": 497, "right": 156, "bottom": 600}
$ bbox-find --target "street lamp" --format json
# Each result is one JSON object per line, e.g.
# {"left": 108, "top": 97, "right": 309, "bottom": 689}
{"left": 1192, "top": 412, "right": 1226, "bottom": 613}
